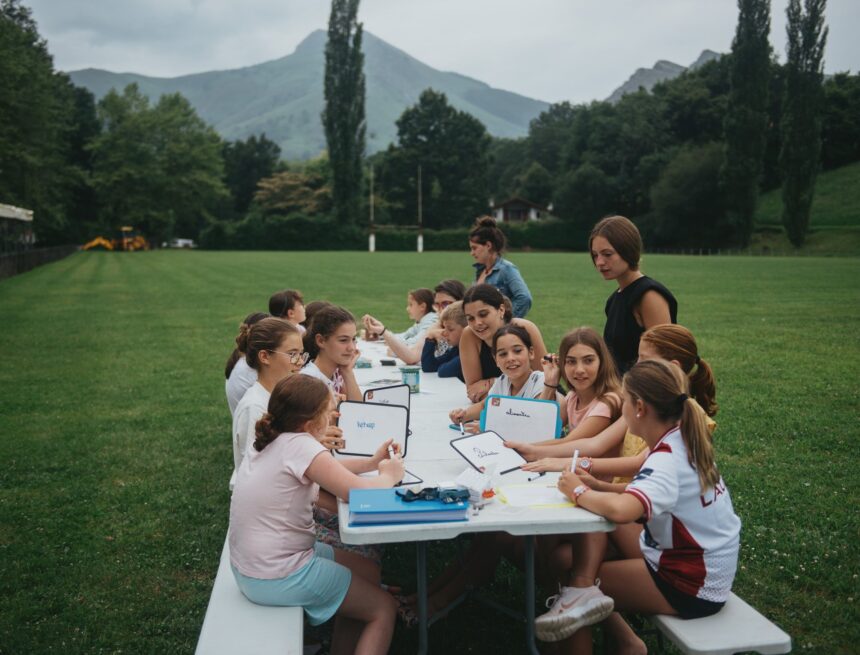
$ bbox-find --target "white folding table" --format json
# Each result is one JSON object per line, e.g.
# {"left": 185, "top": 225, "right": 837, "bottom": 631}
{"left": 340, "top": 342, "right": 614, "bottom": 654}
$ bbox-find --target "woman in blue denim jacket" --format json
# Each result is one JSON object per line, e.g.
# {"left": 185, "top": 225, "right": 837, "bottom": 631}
{"left": 469, "top": 216, "right": 532, "bottom": 318}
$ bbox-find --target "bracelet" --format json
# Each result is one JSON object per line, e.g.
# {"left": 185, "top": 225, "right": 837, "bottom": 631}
{"left": 380, "top": 327, "right": 386, "bottom": 336}
{"left": 573, "top": 484, "right": 590, "bottom": 501}
{"left": 543, "top": 382, "right": 559, "bottom": 389}
{"left": 579, "top": 457, "right": 592, "bottom": 473}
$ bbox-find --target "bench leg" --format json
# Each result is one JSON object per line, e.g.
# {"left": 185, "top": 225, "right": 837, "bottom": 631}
{"left": 417, "top": 541, "right": 428, "bottom": 655}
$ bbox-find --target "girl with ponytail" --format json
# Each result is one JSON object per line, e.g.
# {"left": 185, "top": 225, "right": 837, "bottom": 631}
{"left": 534, "top": 359, "right": 740, "bottom": 650}
{"left": 469, "top": 215, "right": 533, "bottom": 318}
{"left": 225, "top": 312, "right": 269, "bottom": 416}
{"left": 230, "top": 375, "right": 404, "bottom": 654}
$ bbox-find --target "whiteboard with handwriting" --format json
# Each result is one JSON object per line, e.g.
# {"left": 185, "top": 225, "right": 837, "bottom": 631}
{"left": 363, "top": 383, "right": 410, "bottom": 412}
{"left": 479, "top": 395, "right": 562, "bottom": 443}
{"left": 450, "top": 430, "right": 527, "bottom": 475}
{"left": 337, "top": 400, "right": 409, "bottom": 457}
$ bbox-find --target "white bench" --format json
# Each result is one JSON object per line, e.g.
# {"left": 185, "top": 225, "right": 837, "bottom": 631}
{"left": 649, "top": 593, "right": 791, "bottom": 654}
{"left": 196, "top": 536, "right": 304, "bottom": 655}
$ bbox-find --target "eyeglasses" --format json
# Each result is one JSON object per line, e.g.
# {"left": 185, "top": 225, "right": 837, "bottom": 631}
{"left": 270, "top": 350, "right": 310, "bottom": 365}
{"left": 435, "top": 300, "right": 453, "bottom": 310}
{"left": 396, "top": 487, "right": 470, "bottom": 504}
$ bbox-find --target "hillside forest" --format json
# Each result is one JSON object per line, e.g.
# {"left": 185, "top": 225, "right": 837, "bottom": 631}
{"left": 1, "top": 0, "right": 858, "bottom": 251}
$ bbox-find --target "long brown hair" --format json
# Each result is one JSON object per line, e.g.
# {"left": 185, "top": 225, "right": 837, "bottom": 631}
{"left": 623, "top": 360, "right": 719, "bottom": 492}
{"left": 589, "top": 215, "right": 642, "bottom": 270}
{"left": 641, "top": 324, "right": 717, "bottom": 417}
{"left": 557, "top": 327, "right": 621, "bottom": 419}
{"left": 237, "top": 317, "right": 300, "bottom": 371}
{"left": 409, "top": 288, "right": 435, "bottom": 317}
{"left": 303, "top": 305, "right": 355, "bottom": 359}
{"left": 254, "top": 375, "right": 331, "bottom": 451}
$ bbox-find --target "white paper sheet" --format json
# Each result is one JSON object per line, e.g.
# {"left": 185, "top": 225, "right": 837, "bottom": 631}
{"left": 497, "top": 483, "right": 575, "bottom": 508}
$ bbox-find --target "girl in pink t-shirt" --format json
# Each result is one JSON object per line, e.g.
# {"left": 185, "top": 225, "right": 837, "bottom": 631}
{"left": 506, "top": 327, "right": 622, "bottom": 466}
{"left": 229, "top": 375, "right": 405, "bottom": 655}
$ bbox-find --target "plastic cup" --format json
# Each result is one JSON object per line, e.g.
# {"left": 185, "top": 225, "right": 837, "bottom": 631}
{"left": 399, "top": 366, "right": 420, "bottom": 393}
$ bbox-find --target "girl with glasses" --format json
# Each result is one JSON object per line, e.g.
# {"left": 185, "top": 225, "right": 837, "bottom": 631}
{"left": 232, "top": 318, "right": 317, "bottom": 473}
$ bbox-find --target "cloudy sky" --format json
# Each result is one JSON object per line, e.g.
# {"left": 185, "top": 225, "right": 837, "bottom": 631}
{"left": 27, "top": 0, "right": 859, "bottom": 104}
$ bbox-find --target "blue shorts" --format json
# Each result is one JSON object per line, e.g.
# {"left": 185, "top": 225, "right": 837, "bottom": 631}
{"left": 232, "top": 542, "right": 352, "bottom": 626}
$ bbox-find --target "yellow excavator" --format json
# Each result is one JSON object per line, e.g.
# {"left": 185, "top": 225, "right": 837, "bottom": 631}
{"left": 83, "top": 226, "right": 149, "bottom": 251}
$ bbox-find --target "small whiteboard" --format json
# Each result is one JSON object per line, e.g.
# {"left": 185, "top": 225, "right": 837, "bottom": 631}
{"left": 337, "top": 400, "right": 409, "bottom": 457}
{"left": 479, "top": 395, "right": 562, "bottom": 443}
{"left": 450, "top": 430, "right": 527, "bottom": 475}
{"left": 363, "top": 383, "right": 410, "bottom": 413}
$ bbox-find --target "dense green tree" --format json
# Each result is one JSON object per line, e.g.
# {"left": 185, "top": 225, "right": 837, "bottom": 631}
{"left": 554, "top": 163, "right": 617, "bottom": 225}
{"left": 322, "top": 0, "right": 365, "bottom": 224}
{"left": 516, "top": 162, "right": 553, "bottom": 206}
{"left": 527, "top": 102, "right": 577, "bottom": 175}
{"left": 379, "top": 90, "right": 490, "bottom": 229}
{"left": 222, "top": 134, "right": 281, "bottom": 216}
{"left": 720, "top": 0, "right": 772, "bottom": 247}
{"left": 0, "top": 0, "right": 83, "bottom": 244}
{"left": 780, "top": 0, "right": 828, "bottom": 246}
{"left": 254, "top": 155, "right": 332, "bottom": 217}
{"left": 651, "top": 142, "right": 730, "bottom": 247}
{"left": 486, "top": 138, "right": 530, "bottom": 201}
{"left": 90, "top": 85, "right": 227, "bottom": 242}
{"left": 820, "top": 73, "right": 860, "bottom": 170}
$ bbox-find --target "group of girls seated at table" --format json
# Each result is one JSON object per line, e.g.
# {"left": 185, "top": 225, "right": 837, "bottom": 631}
{"left": 220, "top": 214, "right": 739, "bottom": 655}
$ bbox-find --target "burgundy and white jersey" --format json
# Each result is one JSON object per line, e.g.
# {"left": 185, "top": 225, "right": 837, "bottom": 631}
{"left": 625, "top": 427, "right": 741, "bottom": 603}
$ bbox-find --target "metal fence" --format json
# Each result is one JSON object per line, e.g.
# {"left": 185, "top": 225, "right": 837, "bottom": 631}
{"left": 0, "top": 245, "right": 77, "bottom": 280}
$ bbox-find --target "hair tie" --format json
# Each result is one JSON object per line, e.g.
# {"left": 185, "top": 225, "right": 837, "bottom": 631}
{"left": 677, "top": 393, "right": 689, "bottom": 404}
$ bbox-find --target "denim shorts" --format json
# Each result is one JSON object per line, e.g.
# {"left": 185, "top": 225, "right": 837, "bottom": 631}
{"left": 232, "top": 542, "right": 352, "bottom": 625}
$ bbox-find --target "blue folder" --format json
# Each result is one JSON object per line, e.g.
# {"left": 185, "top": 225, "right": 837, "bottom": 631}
{"left": 348, "top": 488, "right": 468, "bottom": 526}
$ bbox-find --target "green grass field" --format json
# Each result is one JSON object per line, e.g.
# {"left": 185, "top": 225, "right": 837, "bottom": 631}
{"left": 1, "top": 250, "right": 858, "bottom": 654}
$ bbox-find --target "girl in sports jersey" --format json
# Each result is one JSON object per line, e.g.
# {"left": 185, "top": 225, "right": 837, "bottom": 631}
{"left": 449, "top": 324, "right": 545, "bottom": 425}
{"left": 535, "top": 359, "right": 740, "bottom": 653}
{"left": 302, "top": 305, "right": 363, "bottom": 401}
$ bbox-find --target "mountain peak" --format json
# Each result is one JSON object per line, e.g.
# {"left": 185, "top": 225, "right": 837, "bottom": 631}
{"left": 607, "top": 49, "right": 722, "bottom": 104}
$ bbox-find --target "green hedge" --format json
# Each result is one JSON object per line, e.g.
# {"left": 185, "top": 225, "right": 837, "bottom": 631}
{"left": 200, "top": 214, "right": 590, "bottom": 251}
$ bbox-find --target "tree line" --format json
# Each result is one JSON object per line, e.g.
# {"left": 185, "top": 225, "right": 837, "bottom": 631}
{"left": 2, "top": 0, "right": 857, "bottom": 250}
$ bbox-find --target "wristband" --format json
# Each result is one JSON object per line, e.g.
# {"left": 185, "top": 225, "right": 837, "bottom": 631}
{"left": 543, "top": 382, "right": 559, "bottom": 389}
{"left": 573, "top": 484, "right": 590, "bottom": 501}
{"left": 380, "top": 327, "right": 387, "bottom": 336}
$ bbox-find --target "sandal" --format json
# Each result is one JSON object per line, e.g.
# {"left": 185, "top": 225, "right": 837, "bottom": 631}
{"left": 394, "top": 594, "right": 418, "bottom": 628}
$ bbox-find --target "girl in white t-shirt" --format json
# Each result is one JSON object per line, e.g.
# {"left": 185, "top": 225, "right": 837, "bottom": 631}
{"left": 230, "top": 375, "right": 405, "bottom": 655}
{"left": 232, "top": 318, "right": 308, "bottom": 473}
{"left": 449, "top": 324, "right": 545, "bottom": 426}
{"left": 535, "top": 359, "right": 740, "bottom": 652}
{"left": 225, "top": 312, "right": 269, "bottom": 417}
{"left": 302, "top": 305, "right": 363, "bottom": 401}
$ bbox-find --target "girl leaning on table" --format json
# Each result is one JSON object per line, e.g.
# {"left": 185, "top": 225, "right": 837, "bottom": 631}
{"left": 229, "top": 374, "right": 405, "bottom": 655}
{"left": 458, "top": 283, "right": 547, "bottom": 403}
{"left": 361, "top": 287, "right": 437, "bottom": 365}
{"left": 514, "top": 324, "right": 718, "bottom": 487}
{"left": 302, "top": 305, "right": 363, "bottom": 401}
{"left": 534, "top": 359, "right": 740, "bottom": 655}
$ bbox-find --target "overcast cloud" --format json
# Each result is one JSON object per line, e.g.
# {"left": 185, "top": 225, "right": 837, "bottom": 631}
{"left": 27, "top": 0, "right": 860, "bottom": 104}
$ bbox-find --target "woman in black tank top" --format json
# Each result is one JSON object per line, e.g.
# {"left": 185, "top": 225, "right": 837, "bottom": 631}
{"left": 589, "top": 216, "right": 677, "bottom": 373}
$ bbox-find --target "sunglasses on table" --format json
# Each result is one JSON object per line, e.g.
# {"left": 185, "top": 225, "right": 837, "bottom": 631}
{"left": 396, "top": 487, "right": 470, "bottom": 504}
{"left": 269, "top": 350, "right": 310, "bottom": 365}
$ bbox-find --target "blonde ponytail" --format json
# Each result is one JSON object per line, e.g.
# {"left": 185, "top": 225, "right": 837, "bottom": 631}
{"left": 624, "top": 360, "right": 720, "bottom": 493}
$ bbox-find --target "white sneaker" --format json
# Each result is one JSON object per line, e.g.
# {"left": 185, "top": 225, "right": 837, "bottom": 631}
{"left": 534, "top": 584, "right": 614, "bottom": 642}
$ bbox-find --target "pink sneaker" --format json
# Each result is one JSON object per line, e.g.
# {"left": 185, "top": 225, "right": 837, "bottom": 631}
{"left": 534, "top": 584, "right": 614, "bottom": 642}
